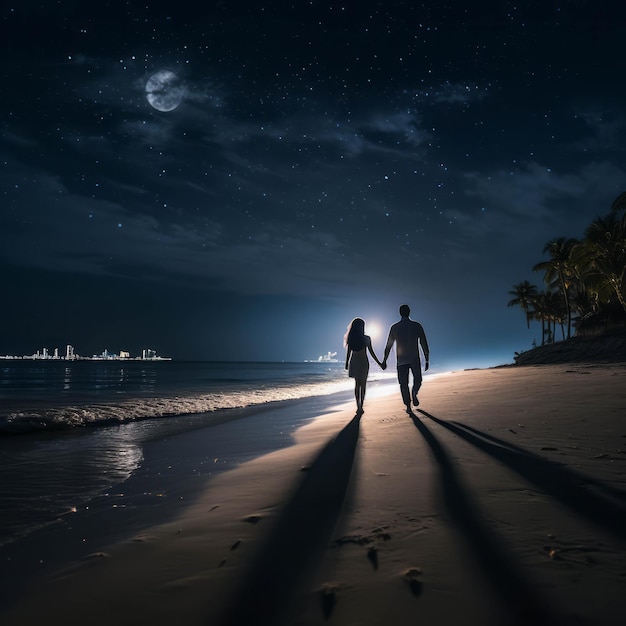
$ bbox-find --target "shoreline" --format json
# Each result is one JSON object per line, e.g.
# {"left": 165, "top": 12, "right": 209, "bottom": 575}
{"left": 0, "top": 384, "right": 381, "bottom": 601}
{"left": 2, "top": 363, "right": 626, "bottom": 625}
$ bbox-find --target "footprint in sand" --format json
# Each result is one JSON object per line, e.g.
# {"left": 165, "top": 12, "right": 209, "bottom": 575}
{"left": 367, "top": 546, "right": 378, "bottom": 570}
{"left": 83, "top": 552, "right": 109, "bottom": 560}
{"left": 334, "top": 526, "right": 392, "bottom": 548}
{"left": 320, "top": 582, "right": 339, "bottom": 619}
{"left": 402, "top": 567, "right": 423, "bottom": 597}
{"left": 371, "top": 526, "right": 391, "bottom": 541}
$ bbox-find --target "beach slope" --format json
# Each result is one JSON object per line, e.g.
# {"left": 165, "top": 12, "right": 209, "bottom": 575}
{"left": 3, "top": 363, "right": 626, "bottom": 626}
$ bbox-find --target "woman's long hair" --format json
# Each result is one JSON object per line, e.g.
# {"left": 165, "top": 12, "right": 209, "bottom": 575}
{"left": 344, "top": 318, "right": 366, "bottom": 351}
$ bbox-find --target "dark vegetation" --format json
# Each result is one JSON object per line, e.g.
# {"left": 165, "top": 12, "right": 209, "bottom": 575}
{"left": 508, "top": 193, "right": 626, "bottom": 358}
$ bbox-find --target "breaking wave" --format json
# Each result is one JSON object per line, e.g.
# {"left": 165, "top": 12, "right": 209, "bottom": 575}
{"left": 0, "top": 377, "right": 365, "bottom": 435}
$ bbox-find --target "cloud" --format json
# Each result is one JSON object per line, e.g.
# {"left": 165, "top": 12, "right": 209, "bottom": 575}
{"left": 465, "top": 161, "right": 603, "bottom": 219}
{"left": 408, "top": 80, "right": 489, "bottom": 106}
{"left": 1, "top": 130, "right": 38, "bottom": 149}
{"left": 207, "top": 112, "right": 425, "bottom": 162}
{"left": 455, "top": 159, "right": 626, "bottom": 259}
{"left": 570, "top": 105, "right": 626, "bottom": 153}
{"left": 363, "top": 110, "right": 429, "bottom": 148}
{"left": 0, "top": 159, "right": 381, "bottom": 297}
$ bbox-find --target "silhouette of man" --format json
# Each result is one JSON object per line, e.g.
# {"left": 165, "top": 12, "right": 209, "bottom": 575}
{"left": 382, "top": 304, "right": 430, "bottom": 413}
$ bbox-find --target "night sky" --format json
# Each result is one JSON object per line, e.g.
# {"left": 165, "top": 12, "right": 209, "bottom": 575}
{"left": 2, "top": 1, "right": 625, "bottom": 369}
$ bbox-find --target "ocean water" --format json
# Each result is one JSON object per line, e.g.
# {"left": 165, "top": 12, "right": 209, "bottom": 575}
{"left": 0, "top": 360, "right": 366, "bottom": 434}
{"left": 0, "top": 360, "right": 395, "bottom": 553}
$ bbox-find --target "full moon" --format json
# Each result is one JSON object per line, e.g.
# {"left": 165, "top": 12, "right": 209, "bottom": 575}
{"left": 145, "top": 70, "right": 184, "bottom": 112}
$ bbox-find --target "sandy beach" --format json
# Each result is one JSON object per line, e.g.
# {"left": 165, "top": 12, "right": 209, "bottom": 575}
{"left": 3, "top": 362, "right": 626, "bottom": 626}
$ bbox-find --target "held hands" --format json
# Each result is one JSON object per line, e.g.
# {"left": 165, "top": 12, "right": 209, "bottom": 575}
{"left": 376, "top": 357, "right": 426, "bottom": 371}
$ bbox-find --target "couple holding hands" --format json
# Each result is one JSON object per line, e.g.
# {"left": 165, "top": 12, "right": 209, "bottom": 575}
{"left": 344, "top": 304, "right": 430, "bottom": 416}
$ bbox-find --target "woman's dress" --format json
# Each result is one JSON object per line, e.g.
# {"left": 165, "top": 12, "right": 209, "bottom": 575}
{"left": 348, "top": 336, "right": 371, "bottom": 379}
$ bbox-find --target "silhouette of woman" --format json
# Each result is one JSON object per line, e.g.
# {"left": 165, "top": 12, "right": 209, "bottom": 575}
{"left": 344, "top": 318, "right": 382, "bottom": 415}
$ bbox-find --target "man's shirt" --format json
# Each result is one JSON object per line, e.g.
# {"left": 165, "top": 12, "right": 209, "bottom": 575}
{"left": 385, "top": 317, "right": 430, "bottom": 366}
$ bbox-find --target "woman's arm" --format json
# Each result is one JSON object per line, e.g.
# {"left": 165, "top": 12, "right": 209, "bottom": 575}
{"left": 366, "top": 336, "right": 382, "bottom": 367}
{"left": 345, "top": 347, "right": 351, "bottom": 370}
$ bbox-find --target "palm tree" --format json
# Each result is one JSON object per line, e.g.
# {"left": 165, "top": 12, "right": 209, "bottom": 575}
{"left": 529, "top": 290, "right": 566, "bottom": 344}
{"left": 570, "top": 239, "right": 613, "bottom": 314}
{"left": 533, "top": 238, "right": 578, "bottom": 339}
{"left": 610, "top": 191, "right": 626, "bottom": 214}
{"left": 508, "top": 281, "right": 538, "bottom": 329}
{"left": 528, "top": 290, "right": 549, "bottom": 344}
{"left": 570, "top": 288, "right": 599, "bottom": 322}
{"left": 580, "top": 212, "right": 626, "bottom": 314}
{"left": 547, "top": 290, "right": 568, "bottom": 341}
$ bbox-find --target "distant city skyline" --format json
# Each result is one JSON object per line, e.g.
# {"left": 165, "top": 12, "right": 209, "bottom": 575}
{"left": 0, "top": 344, "right": 171, "bottom": 361}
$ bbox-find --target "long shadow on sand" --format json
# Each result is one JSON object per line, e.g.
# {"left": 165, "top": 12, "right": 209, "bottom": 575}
{"left": 420, "top": 410, "right": 626, "bottom": 541}
{"left": 409, "top": 411, "right": 561, "bottom": 626}
{"left": 216, "top": 413, "right": 362, "bottom": 626}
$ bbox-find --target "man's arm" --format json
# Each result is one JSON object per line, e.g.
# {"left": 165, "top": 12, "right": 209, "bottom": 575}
{"left": 419, "top": 324, "right": 430, "bottom": 371}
